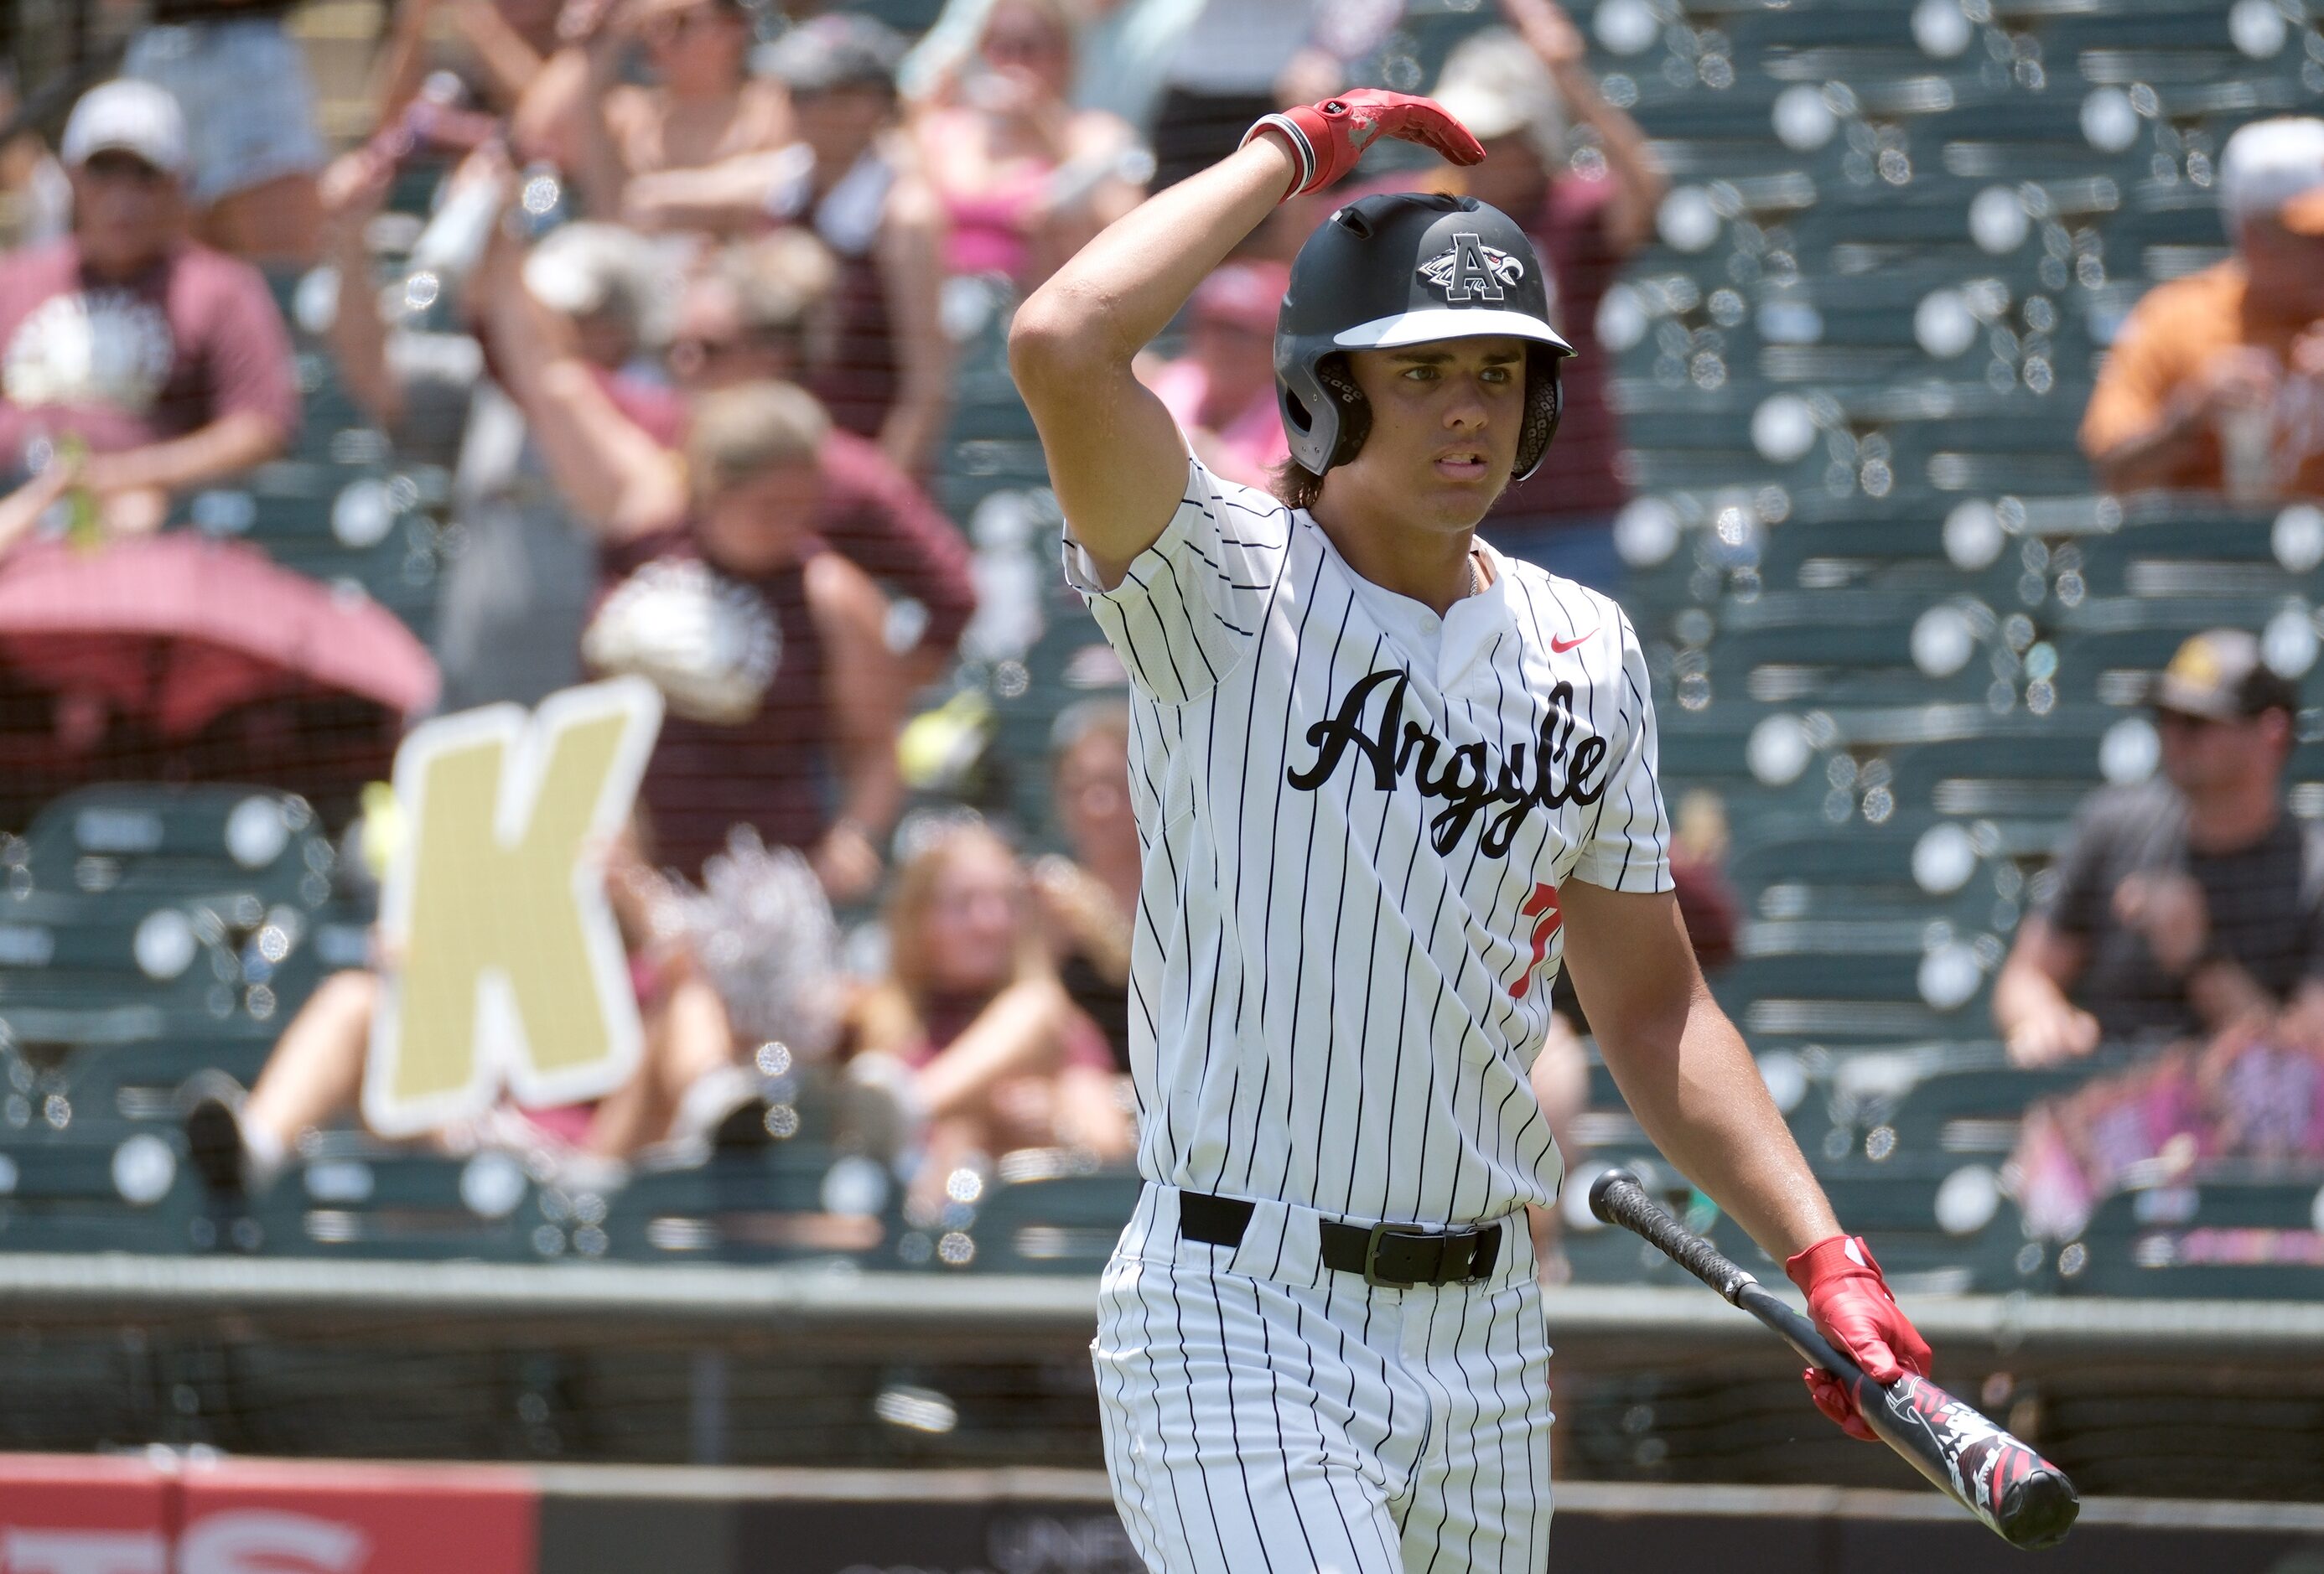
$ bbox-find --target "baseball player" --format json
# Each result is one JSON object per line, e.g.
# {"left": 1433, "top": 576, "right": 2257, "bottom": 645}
{"left": 1009, "top": 92, "right": 1935, "bottom": 1571}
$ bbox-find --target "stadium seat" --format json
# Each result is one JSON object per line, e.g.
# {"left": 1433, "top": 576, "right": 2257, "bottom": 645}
{"left": 0, "top": 1125, "right": 201, "bottom": 1253}
{"left": 605, "top": 1142, "right": 893, "bottom": 1265}
{"left": 244, "top": 1139, "right": 551, "bottom": 1262}
{"left": 946, "top": 1160, "right": 1142, "bottom": 1275}
{"left": 2062, "top": 1172, "right": 2324, "bottom": 1300}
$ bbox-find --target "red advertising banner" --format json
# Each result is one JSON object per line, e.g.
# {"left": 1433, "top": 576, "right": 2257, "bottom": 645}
{"left": 179, "top": 1458, "right": 537, "bottom": 1574}
{"left": 0, "top": 1455, "right": 536, "bottom": 1574}
{"left": 0, "top": 1454, "right": 174, "bottom": 1574}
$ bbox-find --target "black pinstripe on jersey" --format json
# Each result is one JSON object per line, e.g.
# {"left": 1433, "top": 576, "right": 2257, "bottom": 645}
{"left": 1066, "top": 458, "right": 1673, "bottom": 1229}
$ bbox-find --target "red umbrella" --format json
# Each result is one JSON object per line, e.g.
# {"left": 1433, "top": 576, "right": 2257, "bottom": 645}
{"left": 0, "top": 533, "right": 438, "bottom": 737}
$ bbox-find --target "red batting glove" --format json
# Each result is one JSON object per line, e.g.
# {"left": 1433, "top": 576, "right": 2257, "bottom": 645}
{"left": 1242, "top": 90, "right": 1487, "bottom": 201}
{"left": 1784, "top": 1235, "right": 1934, "bottom": 1442}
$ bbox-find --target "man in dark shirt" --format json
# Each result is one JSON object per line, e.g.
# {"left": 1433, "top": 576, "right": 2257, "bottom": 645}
{"left": 1995, "top": 629, "right": 2324, "bottom": 1062}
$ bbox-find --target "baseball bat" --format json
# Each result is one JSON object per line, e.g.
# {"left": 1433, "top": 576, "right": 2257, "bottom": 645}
{"left": 1586, "top": 1167, "right": 2079, "bottom": 1551}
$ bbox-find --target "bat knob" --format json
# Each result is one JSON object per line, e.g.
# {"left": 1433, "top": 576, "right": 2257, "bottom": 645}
{"left": 1587, "top": 1167, "right": 1641, "bottom": 1225}
{"left": 2000, "top": 1468, "right": 2081, "bottom": 1550}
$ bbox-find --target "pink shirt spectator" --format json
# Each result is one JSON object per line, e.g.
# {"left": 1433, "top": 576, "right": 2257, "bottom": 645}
{"left": 1143, "top": 258, "right": 1289, "bottom": 491}
{"left": 0, "top": 239, "right": 297, "bottom": 467}
{"left": 1145, "top": 357, "right": 1289, "bottom": 490}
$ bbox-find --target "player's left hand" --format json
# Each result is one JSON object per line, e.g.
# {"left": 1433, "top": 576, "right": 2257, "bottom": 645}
{"left": 1785, "top": 1235, "right": 1933, "bottom": 1442}
{"left": 1246, "top": 91, "right": 1486, "bottom": 199}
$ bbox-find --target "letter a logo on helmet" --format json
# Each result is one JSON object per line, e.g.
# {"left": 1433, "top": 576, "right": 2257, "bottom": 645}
{"left": 1418, "top": 233, "right": 1524, "bottom": 303}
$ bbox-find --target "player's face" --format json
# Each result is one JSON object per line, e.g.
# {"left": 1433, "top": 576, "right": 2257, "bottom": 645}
{"left": 1336, "top": 336, "right": 1528, "bottom": 532}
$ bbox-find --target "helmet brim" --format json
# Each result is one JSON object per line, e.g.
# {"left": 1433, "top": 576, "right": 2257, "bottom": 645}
{"left": 1329, "top": 308, "right": 1576, "bottom": 355}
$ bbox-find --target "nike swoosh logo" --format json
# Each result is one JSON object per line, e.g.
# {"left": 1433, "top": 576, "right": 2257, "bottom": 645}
{"left": 1549, "top": 630, "right": 1595, "bottom": 653}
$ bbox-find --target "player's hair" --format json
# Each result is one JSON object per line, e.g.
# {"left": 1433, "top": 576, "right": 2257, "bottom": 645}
{"left": 848, "top": 820, "right": 1056, "bottom": 1059}
{"left": 1269, "top": 456, "right": 1327, "bottom": 511}
{"left": 684, "top": 381, "right": 830, "bottom": 499}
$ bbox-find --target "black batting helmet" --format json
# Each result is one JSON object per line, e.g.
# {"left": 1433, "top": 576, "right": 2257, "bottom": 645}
{"left": 1275, "top": 193, "right": 1574, "bottom": 482}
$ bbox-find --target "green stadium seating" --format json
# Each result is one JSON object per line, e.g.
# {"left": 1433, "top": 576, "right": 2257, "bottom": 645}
{"left": 946, "top": 1160, "right": 1142, "bottom": 1275}
{"left": 2062, "top": 1173, "right": 2324, "bottom": 1300}
{"left": 243, "top": 1139, "right": 552, "bottom": 1262}
{"left": 605, "top": 1142, "right": 895, "bottom": 1266}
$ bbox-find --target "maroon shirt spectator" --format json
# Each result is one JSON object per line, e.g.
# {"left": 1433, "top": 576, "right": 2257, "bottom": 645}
{"left": 1486, "top": 173, "right": 1626, "bottom": 527}
{"left": 668, "top": 233, "right": 975, "bottom": 685}
{"left": 813, "top": 424, "right": 978, "bottom": 663}
{"left": 0, "top": 237, "right": 296, "bottom": 461}
{"left": 598, "top": 526, "right": 836, "bottom": 873}
{"left": 1436, "top": 1, "right": 1666, "bottom": 593}
{"left": 0, "top": 81, "right": 295, "bottom": 552}
{"left": 475, "top": 207, "right": 905, "bottom": 904}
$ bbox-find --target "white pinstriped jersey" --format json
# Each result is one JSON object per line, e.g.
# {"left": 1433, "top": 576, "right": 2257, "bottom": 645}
{"left": 1063, "top": 457, "right": 1673, "bottom": 1230}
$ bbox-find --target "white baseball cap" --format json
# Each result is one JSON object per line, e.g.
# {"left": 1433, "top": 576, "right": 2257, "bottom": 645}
{"left": 60, "top": 80, "right": 189, "bottom": 178}
{"left": 1434, "top": 28, "right": 1569, "bottom": 167}
{"left": 2219, "top": 116, "right": 2324, "bottom": 236}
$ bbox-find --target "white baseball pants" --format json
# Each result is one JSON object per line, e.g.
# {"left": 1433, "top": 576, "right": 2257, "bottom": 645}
{"left": 1094, "top": 1184, "right": 1556, "bottom": 1574}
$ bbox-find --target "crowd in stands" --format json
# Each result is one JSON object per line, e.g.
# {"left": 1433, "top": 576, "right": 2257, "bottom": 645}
{"left": 0, "top": 0, "right": 2321, "bottom": 1279}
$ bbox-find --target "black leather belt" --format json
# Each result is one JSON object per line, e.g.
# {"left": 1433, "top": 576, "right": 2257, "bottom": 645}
{"left": 1178, "top": 1191, "right": 1503, "bottom": 1289}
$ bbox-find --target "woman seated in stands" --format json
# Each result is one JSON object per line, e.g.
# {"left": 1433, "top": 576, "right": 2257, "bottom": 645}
{"left": 178, "top": 825, "right": 750, "bottom": 1193}
{"left": 909, "top": 0, "right": 1144, "bottom": 290}
{"left": 843, "top": 820, "right": 1135, "bottom": 1216}
{"left": 516, "top": 0, "right": 791, "bottom": 230}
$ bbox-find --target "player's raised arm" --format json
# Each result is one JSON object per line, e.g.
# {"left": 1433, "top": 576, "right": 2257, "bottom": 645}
{"left": 1009, "top": 93, "right": 1486, "bottom": 588}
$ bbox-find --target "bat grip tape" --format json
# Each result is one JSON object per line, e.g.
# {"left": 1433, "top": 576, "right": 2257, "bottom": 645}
{"left": 1598, "top": 1180, "right": 1758, "bottom": 1303}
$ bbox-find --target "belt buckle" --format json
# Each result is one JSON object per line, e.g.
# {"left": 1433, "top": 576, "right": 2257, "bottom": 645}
{"left": 1362, "top": 1221, "right": 1434, "bottom": 1289}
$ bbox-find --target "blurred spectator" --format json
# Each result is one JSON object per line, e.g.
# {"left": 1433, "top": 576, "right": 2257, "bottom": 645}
{"left": 844, "top": 820, "right": 1135, "bottom": 1214}
{"left": 901, "top": 0, "right": 1205, "bottom": 143}
{"left": 2083, "top": 116, "right": 2324, "bottom": 503}
{"left": 318, "top": 148, "right": 673, "bottom": 712}
{"left": 1136, "top": 259, "right": 1289, "bottom": 489}
{"left": 2011, "top": 1023, "right": 2324, "bottom": 1239}
{"left": 122, "top": 1, "right": 326, "bottom": 265}
{"left": 373, "top": 0, "right": 568, "bottom": 129}
{"left": 0, "top": 82, "right": 295, "bottom": 554}
{"left": 668, "top": 233, "right": 977, "bottom": 686}
{"left": 1034, "top": 696, "right": 1139, "bottom": 1074}
{"left": 1146, "top": 0, "right": 1402, "bottom": 192}
{"left": 179, "top": 830, "right": 750, "bottom": 1192}
{"left": 477, "top": 217, "right": 907, "bottom": 902}
{"left": 1443, "top": 0, "right": 1666, "bottom": 593}
{"left": 630, "top": 18, "right": 953, "bottom": 469}
{"left": 911, "top": 0, "right": 1145, "bottom": 288}
{"left": 0, "top": 65, "right": 72, "bottom": 249}
{"left": 520, "top": 0, "right": 791, "bottom": 230}
{"left": 758, "top": 16, "right": 952, "bottom": 472}
{"left": 1995, "top": 629, "right": 2324, "bottom": 1068}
